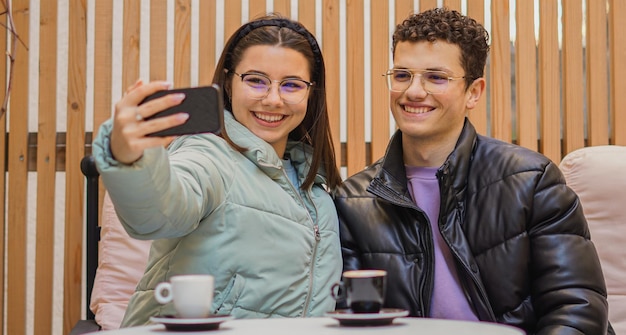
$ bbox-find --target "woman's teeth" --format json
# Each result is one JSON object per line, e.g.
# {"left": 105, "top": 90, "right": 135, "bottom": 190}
{"left": 254, "top": 112, "right": 285, "bottom": 122}
{"left": 404, "top": 106, "right": 431, "bottom": 114}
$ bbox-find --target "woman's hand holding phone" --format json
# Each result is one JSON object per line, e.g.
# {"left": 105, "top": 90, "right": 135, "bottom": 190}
{"left": 110, "top": 80, "right": 189, "bottom": 165}
{"left": 111, "top": 80, "right": 224, "bottom": 164}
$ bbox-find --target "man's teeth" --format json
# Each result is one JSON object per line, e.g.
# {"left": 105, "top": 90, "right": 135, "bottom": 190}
{"left": 405, "top": 106, "right": 431, "bottom": 114}
{"left": 254, "top": 112, "right": 285, "bottom": 122}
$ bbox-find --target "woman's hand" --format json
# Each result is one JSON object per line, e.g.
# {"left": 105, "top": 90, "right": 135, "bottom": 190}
{"left": 110, "top": 80, "right": 189, "bottom": 164}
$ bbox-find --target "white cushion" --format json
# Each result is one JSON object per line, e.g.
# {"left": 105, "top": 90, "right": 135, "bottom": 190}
{"left": 89, "top": 192, "right": 151, "bottom": 330}
{"left": 560, "top": 145, "right": 626, "bottom": 334}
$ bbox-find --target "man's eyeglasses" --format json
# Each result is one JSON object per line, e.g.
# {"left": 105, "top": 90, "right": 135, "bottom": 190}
{"left": 384, "top": 69, "right": 465, "bottom": 94}
{"left": 230, "top": 70, "right": 314, "bottom": 104}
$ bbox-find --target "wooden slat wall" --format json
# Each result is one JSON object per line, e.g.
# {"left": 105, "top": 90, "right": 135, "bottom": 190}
{"left": 7, "top": 1, "right": 30, "bottom": 334}
{"left": 198, "top": 1, "right": 216, "bottom": 86}
{"left": 322, "top": 0, "right": 341, "bottom": 173}
{"left": 346, "top": 0, "right": 365, "bottom": 176}
{"left": 538, "top": 0, "right": 561, "bottom": 163}
{"left": 515, "top": 0, "right": 538, "bottom": 151}
{"left": 370, "top": 0, "right": 389, "bottom": 161}
{"left": 174, "top": 0, "right": 192, "bottom": 87}
{"left": 490, "top": 0, "right": 512, "bottom": 142}
{"left": 610, "top": 0, "right": 626, "bottom": 146}
{"left": 0, "top": 1, "right": 624, "bottom": 334}
{"left": 34, "top": 1, "right": 58, "bottom": 334}
{"left": 0, "top": 4, "right": 6, "bottom": 333}
{"left": 562, "top": 0, "right": 585, "bottom": 152}
{"left": 586, "top": 0, "right": 609, "bottom": 146}
{"left": 466, "top": 0, "right": 487, "bottom": 136}
{"left": 93, "top": 0, "right": 113, "bottom": 211}
{"left": 62, "top": 0, "right": 87, "bottom": 333}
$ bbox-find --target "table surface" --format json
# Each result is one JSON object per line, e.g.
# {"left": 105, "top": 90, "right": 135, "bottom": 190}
{"left": 92, "top": 316, "right": 525, "bottom": 335}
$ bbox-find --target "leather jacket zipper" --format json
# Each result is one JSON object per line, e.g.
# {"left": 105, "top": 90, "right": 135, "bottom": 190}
{"left": 436, "top": 171, "right": 496, "bottom": 321}
{"left": 369, "top": 184, "right": 433, "bottom": 316}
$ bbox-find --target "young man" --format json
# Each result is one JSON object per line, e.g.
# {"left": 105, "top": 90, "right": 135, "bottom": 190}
{"left": 333, "top": 8, "right": 612, "bottom": 334}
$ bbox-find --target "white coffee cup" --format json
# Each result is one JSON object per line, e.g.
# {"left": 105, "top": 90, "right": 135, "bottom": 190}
{"left": 154, "top": 274, "right": 214, "bottom": 318}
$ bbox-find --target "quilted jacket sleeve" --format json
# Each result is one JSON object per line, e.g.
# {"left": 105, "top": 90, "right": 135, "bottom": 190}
{"left": 528, "top": 162, "right": 609, "bottom": 335}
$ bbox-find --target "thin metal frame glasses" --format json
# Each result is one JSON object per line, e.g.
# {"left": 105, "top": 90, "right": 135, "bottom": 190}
{"left": 231, "top": 71, "right": 314, "bottom": 104}
{"left": 384, "top": 69, "right": 465, "bottom": 94}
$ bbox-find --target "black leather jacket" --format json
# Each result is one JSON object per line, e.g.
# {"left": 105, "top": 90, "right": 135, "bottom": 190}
{"left": 334, "top": 119, "right": 611, "bottom": 334}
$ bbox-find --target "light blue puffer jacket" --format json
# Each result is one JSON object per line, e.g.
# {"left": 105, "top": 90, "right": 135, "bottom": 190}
{"left": 92, "top": 111, "right": 342, "bottom": 327}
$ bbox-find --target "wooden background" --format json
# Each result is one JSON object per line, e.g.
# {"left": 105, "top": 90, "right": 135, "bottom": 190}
{"left": 1, "top": 0, "right": 624, "bottom": 334}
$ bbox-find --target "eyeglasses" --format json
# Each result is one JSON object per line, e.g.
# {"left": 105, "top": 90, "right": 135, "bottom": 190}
{"left": 230, "top": 70, "right": 314, "bottom": 104}
{"left": 383, "top": 69, "right": 465, "bottom": 94}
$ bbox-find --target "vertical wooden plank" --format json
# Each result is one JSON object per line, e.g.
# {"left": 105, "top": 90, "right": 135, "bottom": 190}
{"left": 34, "top": 1, "right": 58, "bottom": 333}
{"left": 419, "top": 0, "right": 437, "bottom": 12}
{"left": 63, "top": 0, "right": 87, "bottom": 333}
{"left": 198, "top": 0, "right": 216, "bottom": 85}
{"left": 150, "top": 0, "right": 168, "bottom": 81}
{"left": 561, "top": 0, "right": 585, "bottom": 154}
{"left": 538, "top": 0, "right": 561, "bottom": 162}
{"left": 466, "top": 0, "right": 487, "bottom": 136}
{"left": 370, "top": 0, "right": 389, "bottom": 161}
{"left": 94, "top": 0, "right": 114, "bottom": 221}
{"left": 443, "top": 0, "right": 461, "bottom": 11}
{"left": 346, "top": 0, "right": 366, "bottom": 175}
{"left": 7, "top": 1, "right": 29, "bottom": 334}
{"left": 586, "top": 0, "right": 609, "bottom": 145}
{"left": 515, "top": 0, "right": 538, "bottom": 151}
{"left": 273, "top": 0, "right": 290, "bottom": 17}
{"left": 122, "top": 1, "right": 141, "bottom": 91}
{"left": 174, "top": 0, "right": 191, "bottom": 87}
{"left": 94, "top": 0, "right": 113, "bottom": 131}
{"left": 396, "top": 0, "right": 413, "bottom": 28}
{"left": 322, "top": 0, "right": 341, "bottom": 169}
{"left": 249, "top": 0, "right": 266, "bottom": 19}
{"left": 489, "top": 0, "right": 512, "bottom": 142}
{"left": 0, "top": 3, "right": 7, "bottom": 331}
{"left": 298, "top": 0, "right": 316, "bottom": 35}
{"left": 393, "top": 0, "right": 414, "bottom": 153}
{"left": 297, "top": 0, "right": 319, "bottom": 157}
{"left": 610, "top": 0, "right": 626, "bottom": 145}
{"left": 224, "top": 1, "right": 242, "bottom": 41}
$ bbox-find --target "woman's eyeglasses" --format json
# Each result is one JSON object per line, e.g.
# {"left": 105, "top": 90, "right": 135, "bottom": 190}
{"left": 231, "top": 71, "right": 314, "bottom": 104}
{"left": 383, "top": 69, "right": 465, "bottom": 94}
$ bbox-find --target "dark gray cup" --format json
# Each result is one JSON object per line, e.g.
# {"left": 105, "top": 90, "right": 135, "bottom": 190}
{"left": 331, "top": 269, "right": 387, "bottom": 313}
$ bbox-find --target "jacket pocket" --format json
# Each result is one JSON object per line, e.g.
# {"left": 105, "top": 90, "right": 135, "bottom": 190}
{"left": 212, "top": 274, "right": 245, "bottom": 315}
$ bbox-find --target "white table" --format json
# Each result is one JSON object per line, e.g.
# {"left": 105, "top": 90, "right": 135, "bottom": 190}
{"left": 91, "top": 316, "right": 525, "bottom": 335}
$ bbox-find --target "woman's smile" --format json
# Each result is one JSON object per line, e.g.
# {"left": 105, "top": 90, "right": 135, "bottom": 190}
{"left": 253, "top": 111, "right": 287, "bottom": 124}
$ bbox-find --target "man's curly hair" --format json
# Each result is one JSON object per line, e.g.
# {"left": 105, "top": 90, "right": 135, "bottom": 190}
{"left": 392, "top": 7, "right": 490, "bottom": 88}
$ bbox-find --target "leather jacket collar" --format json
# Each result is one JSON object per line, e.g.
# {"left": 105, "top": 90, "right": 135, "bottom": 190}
{"left": 369, "top": 118, "right": 478, "bottom": 212}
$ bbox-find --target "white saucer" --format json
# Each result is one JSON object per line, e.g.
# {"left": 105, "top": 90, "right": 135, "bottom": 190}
{"left": 150, "top": 314, "right": 233, "bottom": 331}
{"left": 325, "top": 308, "right": 409, "bottom": 326}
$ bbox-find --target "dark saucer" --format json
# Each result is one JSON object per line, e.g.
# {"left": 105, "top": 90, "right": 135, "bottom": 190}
{"left": 325, "top": 308, "right": 409, "bottom": 326}
{"left": 150, "top": 314, "right": 233, "bottom": 331}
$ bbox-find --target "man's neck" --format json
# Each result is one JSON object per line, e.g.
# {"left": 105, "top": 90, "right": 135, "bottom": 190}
{"left": 401, "top": 129, "right": 462, "bottom": 168}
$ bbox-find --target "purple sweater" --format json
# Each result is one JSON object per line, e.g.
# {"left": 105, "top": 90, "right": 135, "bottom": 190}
{"left": 406, "top": 165, "right": 478, "bottom": 321}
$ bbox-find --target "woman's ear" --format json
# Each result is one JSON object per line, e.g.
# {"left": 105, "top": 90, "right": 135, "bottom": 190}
{"left": 223, "top": 81, "right": 232, "bottom": 108}
{"left": 223, "top": 80, "right": 231, "bottom": 98}
{"left": 465, "top": 77, "right": 485, "bottom": 110}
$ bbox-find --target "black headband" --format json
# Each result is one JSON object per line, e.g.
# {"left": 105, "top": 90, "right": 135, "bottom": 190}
{"left": 226, "top": 18, "right": 323, "bottom": 75}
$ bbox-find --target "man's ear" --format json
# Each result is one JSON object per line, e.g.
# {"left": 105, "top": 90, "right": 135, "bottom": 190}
{"left": 465, "top": 77, "right": 485, "bottom": 110}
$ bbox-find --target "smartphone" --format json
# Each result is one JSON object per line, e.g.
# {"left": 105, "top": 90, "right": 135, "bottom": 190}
{"left": 141, "top": 84, "right": 224, "bottom": 137}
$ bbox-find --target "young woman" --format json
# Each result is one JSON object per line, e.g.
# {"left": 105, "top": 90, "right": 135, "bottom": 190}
{"left": 92, "top": 15, "right": 342, "bottom": 327}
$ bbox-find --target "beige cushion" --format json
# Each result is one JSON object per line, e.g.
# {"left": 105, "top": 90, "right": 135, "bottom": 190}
{"left": 89, "top": 192, "right": 151, "bottom": 330}
{"left": 560, "top": 145, "right": 626, "bottom": 334}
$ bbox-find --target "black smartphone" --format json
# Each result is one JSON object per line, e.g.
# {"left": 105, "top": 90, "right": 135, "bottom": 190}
{"left": 141, "top": 84, "right": 224, "bottom": 137}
